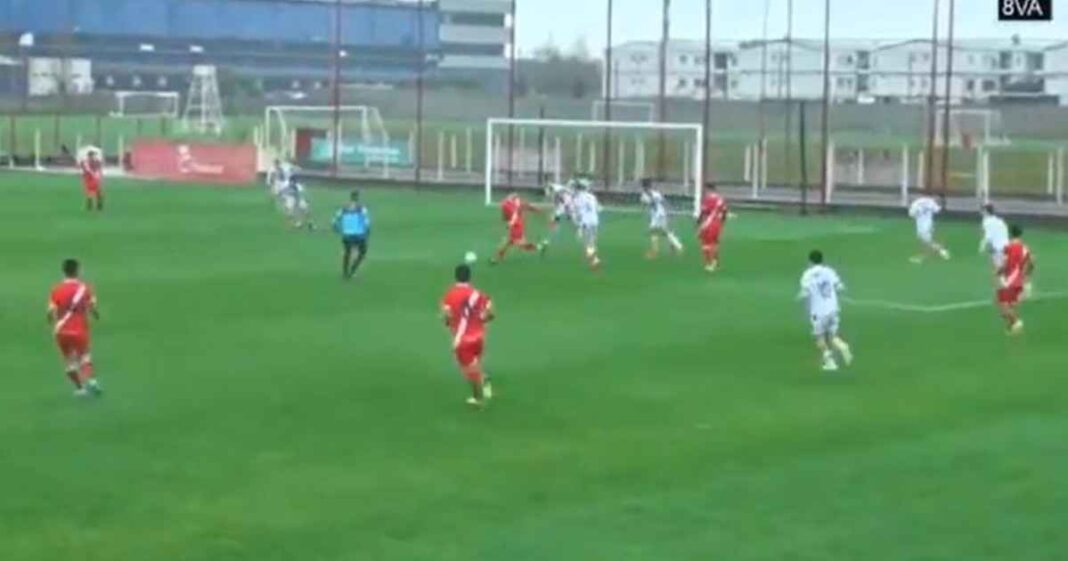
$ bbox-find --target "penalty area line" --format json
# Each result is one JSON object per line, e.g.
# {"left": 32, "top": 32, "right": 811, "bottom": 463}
{"left": 845, "top": 291, "right": 1068, "bottom": 314}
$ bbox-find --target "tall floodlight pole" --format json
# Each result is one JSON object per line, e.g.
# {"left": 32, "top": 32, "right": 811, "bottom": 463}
{"left": 701, "top": 0, "right": 712, "bottom": 182}
{"left": 331, "top": 0, "right": 342, "bottom": 176}
{"left": 657, "top": 0, "right": 671, "bottom": 180}
{"left": 603, "top": 0, "right": 614, "bottom": 190}
{"left": 924, "top": 0, "right": 941, "bottom": 194}
{"left": 939, "top": 0, "right": 956, "bottom": 205}
{"left": 504, "top": 0, "right": 516, "bottom": 188}
{"left": 415, "top": 0, "right": 425, "bottom": 186}
{"left": 818, "top": 0, "right": 831, "bottom": 206}
{"left": 784, "top": 0, "right": 794, "bottom": 185}
{"left": 757, "top": 0, "right": 771, "bottom": 192}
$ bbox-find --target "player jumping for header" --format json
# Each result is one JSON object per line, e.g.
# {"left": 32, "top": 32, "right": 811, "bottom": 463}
{"left": 491, "top": 192, "right": 543, "bottom": 264}
{"left": 333, "top": 190, "right": 371, "bottom": 280}
{"left": 995, "top": 224, "right": 1034, "bottom": 335}
{"left": 639, "top": 178, "right": 684, "bottom": 259}
{"left": 697, "top": 183, "right": 729, "bottom": 272}
{"left": 80, "top": 149, "right": 104, "bottom": 212}
{"left": 908, "top": 195, "right": 951, "bottom": 263}
{"left": 441, "top": 263, "right": 496, "bottom": 408}
{"left": 48, "top": 258, "right": 103, "bottom": 397}
{"left": 798, "top": 250, "right": 853, "bottom": 372}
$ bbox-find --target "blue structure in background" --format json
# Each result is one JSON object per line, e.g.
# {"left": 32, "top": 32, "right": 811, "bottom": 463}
{"left": 0, "top": 0, "right": 452, "bottom": 91}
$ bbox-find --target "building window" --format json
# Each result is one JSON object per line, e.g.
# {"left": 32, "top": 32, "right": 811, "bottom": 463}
{"left": 157, "top": 76, "right": 167, "bottom": 88}
{"left": 982, "top": 79, "right": 996, "bottom": 92}
{"left": 131, "top": 75, "right": 142, "bottom": 88}
{"left": 677, "top": 77, "right": 688, "bottom": 88}
{"left": 679, "top": 55, "right": 689, "bottom": 65}
{"left": 105, "top": 75, "right": 115, "bottom": 87}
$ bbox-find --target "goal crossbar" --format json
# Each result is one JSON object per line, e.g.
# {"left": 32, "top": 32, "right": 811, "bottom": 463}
{"left": 484, "top": 118, "right": 704, "bottom": 213}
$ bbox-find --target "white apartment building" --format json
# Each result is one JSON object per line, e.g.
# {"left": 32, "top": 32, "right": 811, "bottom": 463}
{"left": 606, "top": 37, "right": 1058, "bottom": 104}
{"left": 1044, "top": 42, "right": 1068, "bottom": 105}
{"left": 437, "top": 0, "right": 510, "bottom": 71}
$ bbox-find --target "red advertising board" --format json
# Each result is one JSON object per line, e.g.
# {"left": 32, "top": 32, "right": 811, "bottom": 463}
{"left": 130, "top": 141, "right": 257, "bottom": 185}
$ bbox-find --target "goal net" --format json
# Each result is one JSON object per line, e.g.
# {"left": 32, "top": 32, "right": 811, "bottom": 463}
{"left": 591, "top": 99, "right": 656, "bottom": 122}
{"left": 263, "top": 105, "right": 399, "bottom": 174}
{"left": 110, "top": 91, "right": 180, "bottom": 118}
{"left": 933, "top": 108, "right": 1009, "bottom": 148}
{"left": 485, "top": 118, "right": 704, "bottom": 213}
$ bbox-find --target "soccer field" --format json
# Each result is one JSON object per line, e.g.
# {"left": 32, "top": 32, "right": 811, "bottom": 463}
{"left": 3, "top": 172, "right": 1068, "bottom": 561}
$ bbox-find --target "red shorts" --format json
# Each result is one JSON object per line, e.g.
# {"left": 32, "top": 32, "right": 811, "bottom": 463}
{"left": 454, "top": 338, "right": 485, "bottom": 373}
{"left": 997, "top": 286, "right": 1023, "bottom": 306}
{"left": 56, "top": 332, "right": 90, "bottom": 358}
{"left": 700, "top": 225, "right": 722, "bottom": 247}
{"left": 83, "top": 181, "right": 101, "bottom": 196}
{"left": 508, "top": 222, "right": 526, "bottom": 243}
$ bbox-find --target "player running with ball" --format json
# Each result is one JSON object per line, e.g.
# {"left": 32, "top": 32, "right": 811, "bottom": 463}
{"left": 540, "top": 179, "right": 578, "bottom": 251}
{"left": 639, "top": 179, "right": 683, "bottom": 259}
{"left": 48, "top": 259, "right": 103, "bottom": 397}
{"left": 441, "top": 264, "right": 496, "bottom": 408}
{"left": 908, "top": 195, "right": 951, "bottom": 263}
{"left": 994, "top": 224, "right": 1034, "bottom": 335}
{"left": 491, "top": 193, "right": 543, "bottom": 264}
{"left": 798, "top": 250, "right": 853, "bottom": 372}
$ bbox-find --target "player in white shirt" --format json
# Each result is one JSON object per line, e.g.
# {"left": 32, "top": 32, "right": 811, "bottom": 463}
{"left": 639, "top": 179, "right": 683, "bottom": 258}
{"left": 266, "top": 159, "right": 293, "bottom": 200}
{"left": 573, "top": 181, "right": 602, "bottom": 270}
{"left": 540, "top": 180, "right": 578, "bottom": 250}
{"left": 280, "top": 176, "right": 314, "bottom": 230}
{"left": 907, "top": 195, "right": 951, "bottom": 263}
{"left": 979, "top": 204, "right": 1009, "bottom": 269}
{"left": 798, "top": 250, "right": 853, "bottom": 371}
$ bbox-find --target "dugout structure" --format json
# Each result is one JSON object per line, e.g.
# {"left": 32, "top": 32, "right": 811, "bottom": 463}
{"left": 485, "top": 118, "right": 704, "bottom": 214}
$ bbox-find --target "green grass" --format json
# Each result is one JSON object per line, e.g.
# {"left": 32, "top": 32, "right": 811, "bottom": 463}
{"left": 2, "top": 171, "right": 1068, "bottom": 561}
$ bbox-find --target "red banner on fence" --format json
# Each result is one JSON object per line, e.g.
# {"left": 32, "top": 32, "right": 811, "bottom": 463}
{"left": 130, "top": 140, "right": 257, "bottom": 185}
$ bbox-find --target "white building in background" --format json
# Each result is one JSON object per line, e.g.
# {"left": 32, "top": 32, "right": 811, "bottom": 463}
{"left": 437, "top": 0, "right": 510, "bottom": 71}
{"left": 1044, "top": 41, "right": 1068, "bottom": 105}
{"left": 606, "top": 37, "right": 1057, "bottom": 104}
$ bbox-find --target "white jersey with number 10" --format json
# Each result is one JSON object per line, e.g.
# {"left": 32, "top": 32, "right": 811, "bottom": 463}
{"left": 800, "top": 264, "right": 844, "bottom": 317}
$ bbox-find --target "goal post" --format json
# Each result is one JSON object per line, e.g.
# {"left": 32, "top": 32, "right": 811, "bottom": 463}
{"left": 591, "top": 99, "right": 656, "bottom": 122}
{"left": 263, "top": 105, "right": 399, "bottom": 175}
{"left": 933, "top": 107, "right": 1009, "bottom": 148}
{"left": 110, "top": 91, "right": 180, "bottom": 119}
{"left": 484, "top": 117, "right": 704, "bottom": 214}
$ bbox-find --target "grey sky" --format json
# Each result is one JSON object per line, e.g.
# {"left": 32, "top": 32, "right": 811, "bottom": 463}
{"left": 516, "top": 0, "right": 1068, "bottom": 56}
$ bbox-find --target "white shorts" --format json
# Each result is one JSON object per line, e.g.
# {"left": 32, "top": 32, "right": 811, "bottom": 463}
{"left": 284, "top": 197, "right": 308, "bottom": 213}
{"left": 649, "top": 212, "right": 669, "bottom": 231}
{"left": 989, "top": 246, "right": 1007, "bottom": 268}
{"left": 810, "top": 312, "right": 840, "bottom": 338}
{"left": 579, "top": 223, "right": 598, "bottom": 247}
{"left": 917, "top": 226, "right": 934, "bottom": 244}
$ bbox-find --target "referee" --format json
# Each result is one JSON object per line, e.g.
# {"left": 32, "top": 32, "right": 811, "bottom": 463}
{"left": 333, "top": 190, "right": 371, "bottom": 279}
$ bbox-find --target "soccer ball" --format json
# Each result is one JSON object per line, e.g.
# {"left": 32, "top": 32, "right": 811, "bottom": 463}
{"left": 464, "top": 251, "right": 478, "bottom": 264}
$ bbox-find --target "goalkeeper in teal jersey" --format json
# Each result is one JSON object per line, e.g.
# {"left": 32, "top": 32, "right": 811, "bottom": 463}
{"left": 333, "top": 190, "right": 371, "bottom": 279}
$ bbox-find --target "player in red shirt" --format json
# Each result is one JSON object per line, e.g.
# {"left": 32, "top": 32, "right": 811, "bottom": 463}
{"left": 491, "top": 192, "right": 543, "bottom": 264}
{"left": 697, "top": 183, "right": 729, "bottom": 272}
{"left": 441, "top": 264, "right": 496, "bottom": 407}
{"left": 47, "top": 259, "right": 102, "bottom": 397}
{"left": 995, "top": 224, "right": 1034, "bottom": 335}
{"left": 80, "top": 149, "right": 104, "bottom": 212}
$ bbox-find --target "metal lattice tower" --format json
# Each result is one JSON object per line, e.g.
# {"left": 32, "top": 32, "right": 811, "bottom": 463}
{"left": 182, "top": 65, "right": 225, "bottom": 135}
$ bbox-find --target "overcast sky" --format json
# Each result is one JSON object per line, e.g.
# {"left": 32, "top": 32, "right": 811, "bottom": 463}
{"left": 515, "top": 0, "right": 1068, "bottom": 56}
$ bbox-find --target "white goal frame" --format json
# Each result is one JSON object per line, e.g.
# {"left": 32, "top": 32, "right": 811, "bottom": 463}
{"left": 591, "top": 99, "right": 656, "bottom": 122}
{"left": 263, "top": 105, "right": 390, "bottom": 162}
{"left": 933, "top": 107, "right": 1009, "bottom": 147}
{"left": 485, "top": 117, "right": 704, "bottom": 214}
{"left": 110, "top": 91, "right": 180, "bottom": 118}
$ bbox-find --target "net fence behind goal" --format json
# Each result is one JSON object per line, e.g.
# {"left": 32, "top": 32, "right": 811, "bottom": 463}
{"left": 485, "top": 118, "right": 703, "bottom": 213}
{"left": 110, "top": 91, "right": 180, "bottom": 119}
{"left": 263, "top": 105, "right": 400, "bottom": 176}
{"left": 590, "top": 100, "right": 656, "bottom": 122}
